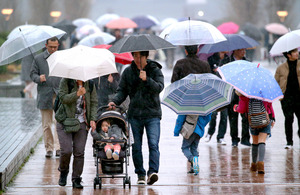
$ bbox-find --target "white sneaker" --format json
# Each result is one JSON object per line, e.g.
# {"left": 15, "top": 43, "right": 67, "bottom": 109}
{"left": 193, "top": 156, "right": 199, "bottom": 175}
{"left": 284, "top": 145, "right": 293, "bottom": 149}
{"left": 217, "top": 138, "right": 226, "bottom": 145}
{"left": 204, "top": 134, "right": 212, "bottom": 142}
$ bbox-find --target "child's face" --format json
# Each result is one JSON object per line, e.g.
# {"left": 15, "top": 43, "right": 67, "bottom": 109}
{"left": 101, "top": 121, "right": 110, "bottom": 133}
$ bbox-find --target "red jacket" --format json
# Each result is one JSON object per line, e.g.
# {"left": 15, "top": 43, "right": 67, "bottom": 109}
{"left": 235, "top": 96, "right": 275, "bottom": 120}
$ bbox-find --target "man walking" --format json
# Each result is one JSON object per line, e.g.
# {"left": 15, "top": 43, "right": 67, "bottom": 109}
{"left": 30, "top": 37, "right": 61, "bottom": 158}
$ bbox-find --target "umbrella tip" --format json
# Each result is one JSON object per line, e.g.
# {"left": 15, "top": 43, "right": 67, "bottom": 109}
{"left": 257, "top": 63, "right": 260, "bottom": 68}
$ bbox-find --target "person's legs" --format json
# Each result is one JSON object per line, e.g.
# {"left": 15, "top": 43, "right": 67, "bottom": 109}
{"left": 41, "top": 109, "right": 54, "bottom": 154}
{"left": 293, "top": 98, "right": 300, "bottom": 139}
{"left": 241, "top": 113, "right": 251, "bottom": 146}
{"left": 52, "top": 95, "right": 60, "bottom": 152}
{"left": 57, "top": 122, "right": 72, "bottom": 175}
{"left": 228, "top": 105, "right": 239, "bottom": 145}
{"left": 216, "top": 108, "right": 228, "bottom": 139}
{"left": 190, "top": 134, "right": 200, "bottom": 157}
{"left": 207, "top": 111, "right": 217, "bottom": 136}
{"left": 129, "top": 118, "right": 146, "bottom": 177}
{"left": 281, "top": 98, "right": 294, "bottom": 146}
{"left": 257, "top": 132, "right": 268, "bottom": 174}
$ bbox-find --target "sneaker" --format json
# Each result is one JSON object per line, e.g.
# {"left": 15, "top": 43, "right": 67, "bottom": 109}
{"left": 232, "top": 141, "right": 238, "bottom": 147}
{"left": 187, "top": 167, "right": 194, "bottom": 174}
{"left": 106, "top": 149, "right": 112, "bottom": 159}
{"left": 204, "top": 134, "right": 212, "bottom": 142}
{"left": 217, "top": 138, "right": 226, "bottom": 145}
{"left": 112, "top": 151, "right": 119, "bottom": 160}
{"left": 72, "top": 178, "right": 83, "bottom": 189}
{"left": 45, "top": 151, "right": 53, "bottom": 158}
{"left": 137, "top": 176, "right": 146, "bottom": 185}
{"left": 147, "top": 173, "right": 158, "bottom": 185}
{"left": 193, "top": 156, "right": 199, "bottom": 175}
{"left": 284, "top": 144, "right": 293, "bottom": 149}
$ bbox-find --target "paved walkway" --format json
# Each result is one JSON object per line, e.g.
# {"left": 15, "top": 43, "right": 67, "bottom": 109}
{"left": 2, "top": 61, "right": 300, "bottom": 194}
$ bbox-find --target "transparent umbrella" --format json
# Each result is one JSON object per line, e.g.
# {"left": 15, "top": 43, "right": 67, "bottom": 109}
{"left": 78, "top": 32, "right": 115, "bottom": 47}
{"left": 0, "top": 25, "right": 66, "bottom": 66}
{"left": 7, "top": 24, "right": 37, "bottom": 39}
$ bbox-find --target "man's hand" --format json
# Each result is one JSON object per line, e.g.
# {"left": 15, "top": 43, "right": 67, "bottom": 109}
{"left": 139, "top": 70, "right": 147, "bottom": 81}
{"left": 77, "top": 86, "right": 86, "bottom": 96}
{"left": 40, "top": 74, "right": 46, "bottom": 82}
{"left": 90, "top": 121, "right": 96, "bottom": 131}
{"left": 108, "top": 102, "right": 116, "bottom": 110}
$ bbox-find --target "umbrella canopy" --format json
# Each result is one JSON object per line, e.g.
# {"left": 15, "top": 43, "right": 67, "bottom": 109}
{"left": 269, "top": 29, "right": 300, "bottom": 56}
{"left": 47, "top": 45, "right": 117, "bottom": 82}
{"left": 0, "top": 25, "right": 66, "bottom": 66}
{"left": 93, "top": 44, "right": 133, "bottom": 65}
{"left": 73, "top": 18, "right": 96, "bottom": 28}
{"left": 7, "top": 24, "right": 37, "bottom": 39}
{"left": 240, "top": 22, "right": 262, "bottom": 41}
{"left": 52, "top": 19, "right": 76, "bottom": 37}
{"left": 105, "top": 17, "right": 137, "bottom": 29}
{"left": 217, "top": 22, "right": 239, "bottom": 34}
{"left": 78, "top": 32, "right": 116, "bottom": 47}
{"left": 160, "top": 17, "right": 178, "bottom": 30}
{"left": 265, "top": 23, "right": 288, "bottom": 35}
{"left": 96, "top": 13, "right": 120, "bottom": 28}
{"left": 108, "top": 34, "right": 175, "bottom": 53}
{"left": 132, "top": 15, "right": 158, "bottom": 29}
{"left": 162, "top": 73, "right": 234, "bottom": 115}
{"left": 199, "top": 34, "right": 260, "bottom": 54}
{"left": 217, "top": 60, "right": 283, "bottom": 102}
{"left": 159, "top": 19, "right": 226, "bottom": 46}
{"left": 76, "top": 24, "right": 101, "bottom": 40}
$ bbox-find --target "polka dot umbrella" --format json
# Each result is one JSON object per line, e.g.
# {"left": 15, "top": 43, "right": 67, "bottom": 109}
{"left": 217, "top": 60, "right": 283, "bottom": 102}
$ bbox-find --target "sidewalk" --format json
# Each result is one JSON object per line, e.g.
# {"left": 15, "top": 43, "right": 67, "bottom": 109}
{"left": 2, "top": 60, "right": 300, "bottom": 194}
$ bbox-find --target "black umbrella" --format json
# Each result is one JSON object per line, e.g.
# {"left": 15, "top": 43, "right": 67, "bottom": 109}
{"left": 241, "top": 22, "right": 263, "bottom": 41}
{"left": 108, "top": 34, "right": 175, "bottom": 53}
{"left": 51, "top": 19, "right": 76, "bottom": 37}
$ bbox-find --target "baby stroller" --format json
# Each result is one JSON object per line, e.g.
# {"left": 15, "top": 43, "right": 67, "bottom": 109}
{"left": 93, "top": 106, "right": 131, "bottom": 189}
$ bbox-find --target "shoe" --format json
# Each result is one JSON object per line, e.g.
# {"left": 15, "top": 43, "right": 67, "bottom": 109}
{"left": 147, "top": 173, "right": 158, "bottom": 185}
{"left": 204, "top": 134, "right": 212, "bottom": 142}
{"left": 284, "top": 144, "right": 293, "bottom": 149}
{"left": 250, "top": 162, "right": 257, "bottom": 172}
{"left": 72, "top": 178, "right": 83, "bottom": 189}
{"left": 106, "top": 149, "right": 112, "bottom": 159}
{"left": 241, "top": 140, "right": 251, "bottom": 146}
{"left": 45, "top": 151, "right": 53, "bottom": 158}
{"left": 217, "top": 138, "right": 226, "bottom": 145}
{"left": 187, "top": 167, "right": 194, "bottom": 174}
{"left": 112, "top": 151, "right": 119, "bottom": 160}
{"left": 58, "top": 172, "right": 68, "bottom": 186}
{"left": 232, "top": 141, "right": 238, "bottom": 147}
{"left": 56, "top": 150, "right": 61, "bottom": 157}
{"left": 137, "top": 176, "right": 146, "bottom": 185}
{"left": 193, "top": 156, "right": 199, "bottom": 175}
{"left": 257, "top": 161, "right": 265, "bottom": 174}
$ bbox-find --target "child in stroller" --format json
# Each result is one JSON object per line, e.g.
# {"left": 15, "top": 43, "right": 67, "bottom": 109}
{"left": 91, "top": 107, "right": 131, "bottom": 189}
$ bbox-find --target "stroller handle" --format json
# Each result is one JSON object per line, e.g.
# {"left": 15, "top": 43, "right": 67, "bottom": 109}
{"left": 97, "top": 105, "right": 125, "bottom": 114}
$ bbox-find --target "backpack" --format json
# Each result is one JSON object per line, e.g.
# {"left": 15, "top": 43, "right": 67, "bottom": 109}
{"left": 180, "top": 115, "right": 199, "bottom": 139}
{"left": 53, "top": 79, "right": 94, "bottom": 112}
{"left": 248, "top": 99, "right": 270, "bottom": 129}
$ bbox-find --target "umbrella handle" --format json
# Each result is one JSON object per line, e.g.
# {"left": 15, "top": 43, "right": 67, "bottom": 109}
{"left": 257, "top": 63, "right": 260, "bottom": 68}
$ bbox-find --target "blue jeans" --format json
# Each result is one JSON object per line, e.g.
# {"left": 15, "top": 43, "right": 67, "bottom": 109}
{"left": 181, "top": 133, "right": 200, "bottom": 162}
{"left": 129, "top": 117, "right": 161, "bottom": 177}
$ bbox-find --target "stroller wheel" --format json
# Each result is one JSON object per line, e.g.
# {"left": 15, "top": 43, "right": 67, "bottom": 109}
{"left": 128, "top": 176, "right": 131, "bottom": 189}
{"left": 99, "top": 178, "right": 102, "bottom": 189}
{"left": 93, "top": 177, "right": 99, "bottom": 189}
{"left": 123, "top": 178, "right": 126, "bottom": 189}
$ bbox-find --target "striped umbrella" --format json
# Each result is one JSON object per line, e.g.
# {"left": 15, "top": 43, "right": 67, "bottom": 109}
{"left": 162, "top": 73, "right": 234, "bottom": 115}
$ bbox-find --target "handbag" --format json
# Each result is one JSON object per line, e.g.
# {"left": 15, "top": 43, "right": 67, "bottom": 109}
{"left": 62, "top": 118, "right": 81, "bottom": 133}
{"left": 248, "top": 99, "right": 270, "bottom": 129}
{"left": 55, "top": 103, "right": 66, "bottom": 123}
{"left": 180, "top": 115, "right": 199, "bottom": 139}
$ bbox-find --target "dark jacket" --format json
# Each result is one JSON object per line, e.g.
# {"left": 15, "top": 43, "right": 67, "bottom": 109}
{"left": 91, "top": 124, "right": 124, "bottom": 141}
{"left": 112, "top": 59, "right": 164, "bottom": 119}
{"left": 171, "top": 54, "right": 210, "bottom": 83}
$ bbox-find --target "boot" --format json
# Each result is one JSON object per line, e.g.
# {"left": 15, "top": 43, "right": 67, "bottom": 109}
{"left": 72, "top": 178, "right": 83, "bottom": 189}
{"left": 250, "top": 162, "right": 257, "bottom": 172}
{"left": 257, "top": 161, "right": 265, "bottom": 174}
{"left": 58, "top": 172, "right": 68, "bottom": 186}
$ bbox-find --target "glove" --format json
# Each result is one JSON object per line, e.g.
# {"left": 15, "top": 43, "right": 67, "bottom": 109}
{"left": 233, "top": 104, "right": 238, "bottom": 112}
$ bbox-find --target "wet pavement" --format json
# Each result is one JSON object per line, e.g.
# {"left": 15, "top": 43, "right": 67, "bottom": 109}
{"left": 2, "top": 61, "right": 300, "bottom": 194}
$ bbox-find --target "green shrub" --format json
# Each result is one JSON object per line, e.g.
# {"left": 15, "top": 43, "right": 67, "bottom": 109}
{"left": 0, "top": 32, "right": 9, "bottom": 73}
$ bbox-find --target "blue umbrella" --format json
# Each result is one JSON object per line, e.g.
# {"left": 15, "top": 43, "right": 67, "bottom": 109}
{"left": 132, "top": 15, "right": 157, "bottom": 29}
{"left": 162, "top": 73, "right": 234, "bottom": 115}
{"left": 199, "top": 34, "right": 260, "bottom": 54}
{"left": 217, "top": 60, "right": 283, "bottom": 102}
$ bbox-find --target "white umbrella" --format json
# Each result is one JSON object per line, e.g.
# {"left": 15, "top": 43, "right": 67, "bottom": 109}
{"left": 269, "top": 29, "right": 300, "bottom": 56}
{"left": 73, "top": 18, "right": 96, "bottom": 28}
{"left": 0, "top": 25, "right": 66, "bottom": 66}
{"left": 160, "top": 17, "right": 178, "bottom": 30}
{"left": 78, "top": 32, "right": 115, "bottom": 47}
{"left": 8, "top": 24, "right": 37, "bottom": 39}
{"left": 47, "top": 45, "right": 117, "bottom": 82}
{"left": 159, "top": 19, "right": 226, "bottom": 45}
{"left": 76, "top": 24, "right": 102, "bottom": 40}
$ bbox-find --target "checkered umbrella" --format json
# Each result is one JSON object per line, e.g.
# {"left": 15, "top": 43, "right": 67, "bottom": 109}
{"left": 162, "top": 73, "right": 234, "bottom": 115}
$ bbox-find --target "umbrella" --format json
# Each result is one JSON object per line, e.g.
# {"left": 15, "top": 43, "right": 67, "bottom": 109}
{"left": 96, "top": 13, "right": 120, "bottom": 29}
{"left": 240, "top": 22, "right": 262, "bottom": 41}
{"left": 47, "top": 45, "right": 117, "bottom": 82}
{"left": 73, "top": 18, "right": 96, "bottom": 28}
{"left": 199, "top": 34, "right": 260, "bottom": 54}
{"left": 78, "top": 32, "right": 116, "bottom": 47}
{"left": 7, "top": 24, "right": 37, "bottom": 39}
{"left": 93, "top": 44, "right": 133, "bottom": 65}
{"left": 160, "top": 17, "right": 178, "bottom": 30}
{"left": 217, "top": 22, "right": 239, "bottom": 34}
{"left": 217, "top": 60, "right": 283, "bottom": 102}
{"left": 269, "top": 29, "right": 300, "bottom": 56}
{"left": 105, "top": 17, "right": 137, "bottom": 29}
{"left": 132, "top": 15, "right": 158, "bottom": 29}
{"left": 52, "top": 19, "right": 76, "bottom": 37}
{"left": 108, "top": 34, "right": 175, "bottom": 53}
{"left": 162, "top": 73, "right": 234, "bottom": 115}
{"left": 76, "top": 24, "right": 101, "bottom": 40}
{"left": 265, "top": 23, "right": 288, "bottom": 35}
{"left": 159, "top": 19, "right": 226, "bottom": 46}
{"left": 0, "top": 25, "right": 66, "bottom": 66}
